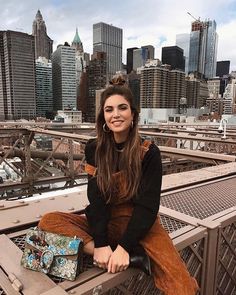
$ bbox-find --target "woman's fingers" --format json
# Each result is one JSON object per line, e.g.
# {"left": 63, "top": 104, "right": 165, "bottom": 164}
{"left": 108, "top": 260, "right": 128, "bottom": 273}
{"left": 94, "top": 245, "right": 129, "bottom": 273}
{"left": 107, "top": 245, "right": 129, "bottom": 273}
{"left": 94, "top": 259, "right": 108, "bottom": 269}
{"left": 93, "top": 246, "right": 113, "bottom": 270}
{"left": 109, "top": 262, "right": 118, "bottom": 273}
{"left": 101, "top": 262, "right": 108, "bottom": 270}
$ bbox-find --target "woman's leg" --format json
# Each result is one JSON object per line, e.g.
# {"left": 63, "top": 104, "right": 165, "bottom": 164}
{"left": 38, "top": 211, "right": 94, "bottom": 254}
{"left": 39, "top": 210, "right": 131, "bottom": 256}
{"left": 141, "top": 218, "right": 199, "bottom": 295}
{"left": 84, "top": 240, "right": 95, "bottom": 255}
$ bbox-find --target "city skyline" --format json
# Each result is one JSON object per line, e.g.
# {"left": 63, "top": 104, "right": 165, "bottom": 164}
{"left": 1, "top": 0, "right": 236, "bottom": 72}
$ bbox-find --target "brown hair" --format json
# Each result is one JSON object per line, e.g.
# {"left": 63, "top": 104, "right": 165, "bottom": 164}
{"left": 95, "top": 75, "right": 141, "bottom": 202}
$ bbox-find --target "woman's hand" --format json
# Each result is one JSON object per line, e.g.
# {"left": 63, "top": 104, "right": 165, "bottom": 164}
{"left": 107, "top": 245, "right": 129, "bottom": 273}
{"left": 93, "top": 246, "right": 113, "bottom": 269}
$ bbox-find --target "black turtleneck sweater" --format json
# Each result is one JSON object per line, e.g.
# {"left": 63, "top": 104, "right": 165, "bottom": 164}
{"left": 84, "top": 138, "right": 162, "bottom": 253}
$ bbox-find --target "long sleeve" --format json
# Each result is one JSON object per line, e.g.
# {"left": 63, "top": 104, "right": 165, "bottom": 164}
{"left": 84, "top": 139, "right": 110, "bottom": 248}
{"left": 118, "top": 143, "right": 162, "bottom": 253}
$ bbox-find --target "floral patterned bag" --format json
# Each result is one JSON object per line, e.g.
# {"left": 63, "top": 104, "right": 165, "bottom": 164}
{"left": 21, "top": 227, "right": 83, "bottom": 281}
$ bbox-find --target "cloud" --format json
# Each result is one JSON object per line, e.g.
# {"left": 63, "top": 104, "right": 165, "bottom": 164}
{"left": 158, "top": 36, "right": 167, "bottom": 47}
{"left": 127, "top": 36, "right": 138, "bottom": 41}
{"left": 0, "top": 0, "right": 235, "bottom": 71}
{"left": 217, "top": 19, "right": 236, "bottom": 71}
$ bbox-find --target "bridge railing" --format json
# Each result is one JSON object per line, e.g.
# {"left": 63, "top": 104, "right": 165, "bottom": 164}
{"left": 1, "top": 127, "right": 236, "bottom": 199}
{"left": 0, "top": 173, "right": 235, "bottom": 294}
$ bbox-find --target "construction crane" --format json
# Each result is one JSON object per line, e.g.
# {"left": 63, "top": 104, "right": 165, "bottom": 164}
{"left": 187, "top": 12, "right": 200, "bottom": 22}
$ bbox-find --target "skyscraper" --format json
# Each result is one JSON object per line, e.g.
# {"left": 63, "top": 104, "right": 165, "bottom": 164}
{"left": 86, "top": 52, "right": 107, "bottom": 122}
{"left": 133, "top": 46, "right": 155, "bottom": 71}
{"left": 216, "top": 61, "right": 230, "bottom": 77}
{"left": 162, "top": 46, "right": 185, "bottom": 72}
{"left": 186, "top": 75, "right": 208, "bottom": 108}
{"left": 52, "top": 44, "right": 76, "bottom": 111}
{"left": 71, "top": 28, "right": 90, "bottom": 110}
{"left": 169, "top": 70, "right": 186, "bottom": 108}
{"left": 140, "top": 61, "right": 185, "bottom": 109}
{"left": 35, "top": 57, "right": 53, "bottom": 118}
{"left": 188, "top": 19, "right": 218, "bottom": 79}
{"left": 0, "top": 31, "right": 7, "bottom": 120}
{"left": 32, "top": 10, "right": 53, "bottom": 59}
{"left": 176, "top": 33, "right": 190, "bottom": 74}
{"left": 71, "top": 28, "right": 84, "bottom": 54}
{"left": 141, "top": 45, "right": 155, "bottom": 60}
{"left": 216, "top": 61, "right": 230, "bottom": 97}
{"left": 0, "top": 30, "right": 36, "bottom": 120}
{"left": 126, "top": 47, "right": 138, "bottom": 74}
{"left": 128, "top": 71, "right": 140, "bottom": 111}
{"left": 223, "top": 79, "right": 236, "bottom": 114}
{"left": 93, "top": 22, "right": 122, "bottom": 79}
{"left": 133, "top": 48, "right": 146, "bottom": 71}
{"left": 140, "top": 61, "right": 168, "bottom": 109}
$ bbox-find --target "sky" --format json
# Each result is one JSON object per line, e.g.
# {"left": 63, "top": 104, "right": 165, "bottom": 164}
{"left": 1, "top": 0, "right": 236, "bottom": 72}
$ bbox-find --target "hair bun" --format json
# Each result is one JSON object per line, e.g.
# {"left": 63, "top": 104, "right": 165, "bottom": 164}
{"left": 109, "top": 74, "right": 126, "bottom": 86}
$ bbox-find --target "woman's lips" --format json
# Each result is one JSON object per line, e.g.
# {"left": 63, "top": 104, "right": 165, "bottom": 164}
{"left": 112, "top": 120, "right": 124, "bottom": 126}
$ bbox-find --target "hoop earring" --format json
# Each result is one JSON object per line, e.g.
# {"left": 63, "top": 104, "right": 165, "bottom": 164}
{"left": 103, "top": 123, "right": 110, "bottom": 133}
{"left": 131, "top": 121, "right": 134, "bottom": 128}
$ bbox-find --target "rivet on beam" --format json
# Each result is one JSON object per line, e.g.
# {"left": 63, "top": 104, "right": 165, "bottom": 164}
{"left": 12, "top": 219, "right": 20, "bottom": 224}
{"left": 68, "top": 207, "right": 75, "bottom": 211}
{"left": 49, "top": 197, "right": 55, "bottom": 200}
{"left": 0, "top": 204, "right": 5, "bottom": 208}
{"left": 36, "top": 214, "right": 42, "bottom": 218}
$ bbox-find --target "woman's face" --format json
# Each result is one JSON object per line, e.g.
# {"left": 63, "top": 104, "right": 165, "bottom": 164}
{"left": 103, "top": 94, "right": 134, "bottom": 143}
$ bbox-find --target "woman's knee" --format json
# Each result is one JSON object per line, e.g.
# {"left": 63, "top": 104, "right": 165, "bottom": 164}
{"left": 38, "top": 211, "right": 61, "bottom": 228}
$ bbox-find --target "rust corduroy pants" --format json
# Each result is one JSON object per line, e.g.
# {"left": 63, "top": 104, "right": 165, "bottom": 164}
{"left": 38, "top": 204, "right": 198, "bottom": 295}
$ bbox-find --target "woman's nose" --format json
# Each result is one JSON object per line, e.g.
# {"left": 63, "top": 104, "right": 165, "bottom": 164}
{"left": 113, "top": 109, "right": 120, "bottom": 117}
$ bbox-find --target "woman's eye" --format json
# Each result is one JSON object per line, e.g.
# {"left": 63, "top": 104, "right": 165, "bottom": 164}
{"left": 119, "top": 105, "right": 128, "bottom": 110}
{"left": 105, "top": 108, "right": 112, "bottom": 112}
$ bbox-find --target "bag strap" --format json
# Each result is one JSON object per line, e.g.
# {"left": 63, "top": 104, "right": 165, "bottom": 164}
{"left": 85, "top": 140, "right": 152, "bottom": 176}
{"left": 141, "top": 139, "right": 152, "bottom": 154}
{"left": 85, "top": 163, "right": 97, "bottom": 176}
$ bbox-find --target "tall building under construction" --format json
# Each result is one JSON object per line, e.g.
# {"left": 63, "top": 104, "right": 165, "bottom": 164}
{"left": 188, "top": 19, "right": 218, "bottom": 79}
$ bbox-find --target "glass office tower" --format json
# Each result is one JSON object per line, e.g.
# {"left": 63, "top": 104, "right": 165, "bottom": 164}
{"left": 188, "top": 20, "right": 218, "bottom": 79}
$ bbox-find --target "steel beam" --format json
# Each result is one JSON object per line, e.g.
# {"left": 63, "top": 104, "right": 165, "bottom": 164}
{"left": 159, "top": 146, "right": 236, "bottom": 164}
{"left": 0, "top": 147, "right": 84, "bottom": 160}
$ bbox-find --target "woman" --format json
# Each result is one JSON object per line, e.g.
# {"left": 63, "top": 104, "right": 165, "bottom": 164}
{"left": 39, "top": 76, "right": 198, "bottom": 294}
